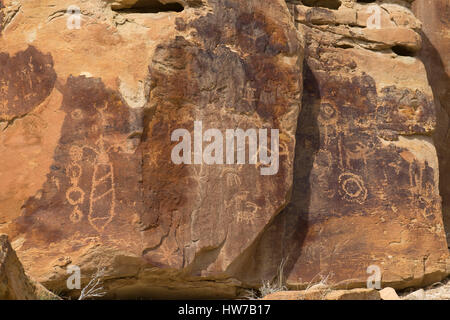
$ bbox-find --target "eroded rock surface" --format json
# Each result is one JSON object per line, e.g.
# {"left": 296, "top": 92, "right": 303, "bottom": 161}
{"left": 261, "top": 288, "right": 381, "bottom": 300}
{"left": 0, "top": 0, "right": 448, "bottom": 299}
{"left": 0, "top": 0, "right": 302, "bottom": 298}
{"left": 232, "top": 0, "right": 449, "bottom": 290}
{"left": 0, "top": 234, "right": 58, "bottom": 299}
{"left": 413, "top": 0, "right": 450, "bottom": 244}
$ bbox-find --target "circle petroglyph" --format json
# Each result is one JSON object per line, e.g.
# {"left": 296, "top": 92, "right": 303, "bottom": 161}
{"left": 71, "top": 108, "right": 83, "bottom": 120}
{"left": 66, "top": 186, "right": 85, "bottom": 205}
{"left": 338, "top": 172, "right": 368, "bottom": 204}
{"left": 319, "top": 103, "right": 338, "bottom": 124}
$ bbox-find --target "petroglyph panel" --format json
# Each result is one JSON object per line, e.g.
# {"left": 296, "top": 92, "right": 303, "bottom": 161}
{"left": 13, "top": 76, "right": 143, "bottom": 251}
{"left": 0, "top": 46, "right": 56, "bottom": 121}
{"left": 0, "top": 0, "right": 303, "bottom": 295}
{"left": 413, "top": 0, "right": 450, "bottom": 243}
{"left": 0, "top": 0, "right": 448, "bottom": 299}
{"left": 139, "top": 0, "right": 302, "bottom": 273}
{"left": 228, "top": 37, "right": 449, "bottom": 289}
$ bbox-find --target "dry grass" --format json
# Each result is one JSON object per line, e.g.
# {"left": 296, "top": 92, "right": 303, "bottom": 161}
{"left": 78, "top": 267, "right": 107, "bottom": 300}
{"left": 245, "top": 265, "right": 336, "bottom": 300}
{"left": 244, "top": 258, "right": 288, "bottom": 299}
{"left": 303, "top": 272, "right": 334, "bottom": 300}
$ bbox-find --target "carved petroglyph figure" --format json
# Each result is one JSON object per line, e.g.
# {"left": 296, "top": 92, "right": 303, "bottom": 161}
{"left": 0, "top": 79, "right": 8, "bottom": 113}
{"left": 318, "top": 103, "right": 338, "bottom": 146}
{"left": 332, "top": 136, "right": 370, "bottom": 204}
{"left": 87, "top": 137, "right": 117, "bottom": 233}
{"left": 226, "top": 191, "right": 259, "bottom": 224}
{"left": 417, "top": 183, "right": 438, "bottom": 219}
{"left": 242, "top": 84, "right": 257, "bottom": 106}
{"left": 71, "top": 108, "right": 83, "bottom": 120}
{"left": 65, "top": 102, "right": 128, "bottom": 232}
{"left": 408, "top": 160, "right": 438, "bottom": 219}
{"left": 66, "top": 145, "right": 85, "bottom": 223}
{"left": 344, "top": 140, "right": 376, "bottom": 169}
{"left": 220, "top": 168, "right": 241, "bottom": 188}
{"left": 397, "top": 149, "right": 437, "bottom": 218}
{"left": 338, "top": 172, "right": 368, "bottom": 204}
{"left": 235, "top": 201, "right": 259, "bottom": 224}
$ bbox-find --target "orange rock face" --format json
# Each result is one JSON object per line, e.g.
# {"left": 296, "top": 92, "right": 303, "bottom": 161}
{"left": 0, "top": 0, "right": 448, "bottom": 299}
{"left": 413, "top": 0, "right": 450, "bottom": 244}
{"left": 0, "top": 0, "right": 303, "bottom": 298}
{"left": 0, "top": 234, "right": 58, "bottom": 300}
{"left": 229, "top": 0, "right": 449, "bottom": 291}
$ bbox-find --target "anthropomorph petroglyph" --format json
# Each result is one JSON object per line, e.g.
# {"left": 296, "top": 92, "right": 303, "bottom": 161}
{"left": 65, "top": 102, "right": 130, "bottom": 232}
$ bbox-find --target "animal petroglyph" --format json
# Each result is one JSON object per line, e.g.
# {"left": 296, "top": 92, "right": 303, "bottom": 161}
{"left": 235, "top": 201, "right": 259, "bottom": 224}
{"left": 343, "top": 139, "right": 376, "bottom": 169}
{"left": 66, "top": 145, "right": 85, "bottom": 223}
{"left": 226, "top": 191, "right": 260, "bottom": 224}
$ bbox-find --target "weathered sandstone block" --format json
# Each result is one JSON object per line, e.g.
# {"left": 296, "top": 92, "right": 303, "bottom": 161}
{"left": 235, "top": 0, "right": 449, "bottom": 290}
{"left": 0, "top": 0, "right": 303, "bottom": 298}
{"left": 0, "top": 0, "right": 448, "bottom": 299}
{"left": 413, "top": 0, "right": 450, "bottom": 244}
{"left": 0, "top": 234, "right": 58, "bottom": 299}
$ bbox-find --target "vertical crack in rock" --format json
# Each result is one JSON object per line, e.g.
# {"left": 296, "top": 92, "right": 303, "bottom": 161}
{"left": 225, "top": 61, "right": 319, "bottom": 287}
{"left": 413, "top": 0, "right": 450, "bottom": 247}
{"left": 242, "top": 0, "right": 448, "bottom": 290}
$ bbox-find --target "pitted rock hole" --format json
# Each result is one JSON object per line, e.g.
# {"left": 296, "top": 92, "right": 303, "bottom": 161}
{"left": 112, "top": 0, "right": 184, "bottom": 13}
{"left": 296, "top": 0, "right": 342, "bottom": 10}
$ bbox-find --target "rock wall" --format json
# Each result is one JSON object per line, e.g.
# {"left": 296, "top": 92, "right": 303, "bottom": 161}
{"left": 232, "top": 0, "right": 449, "bottom": 290}
{"left": 0, "top": 234, "right": 58, "bottom": 300}
{"left": 413, "top": 0, "right": 450, "bottom": 244}
{"left": 0, "top": 0, "right": 303, "bottom": 298}
{"left": 0, "top": 0, "right": 448, "bottom": 298}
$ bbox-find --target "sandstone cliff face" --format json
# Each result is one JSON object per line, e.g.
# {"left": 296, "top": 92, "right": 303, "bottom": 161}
{"left": 0, "top": 0, "right": 303, "bottom": 298}
{"left": 0, "top": 0, "right": 448, "bottom": 299}
{"left": 232, "top": 0, "right": 449, "bottom": 290}
{"left": 413, "top": 0, "right": 450, "bottom": 244}
{"left": 0, "top": 234, "right": 58, "bottom": 299}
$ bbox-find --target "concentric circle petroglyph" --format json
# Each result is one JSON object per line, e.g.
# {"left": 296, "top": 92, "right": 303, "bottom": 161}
{"left": 338, "top": 172, "right": 368, "bottom": 204}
